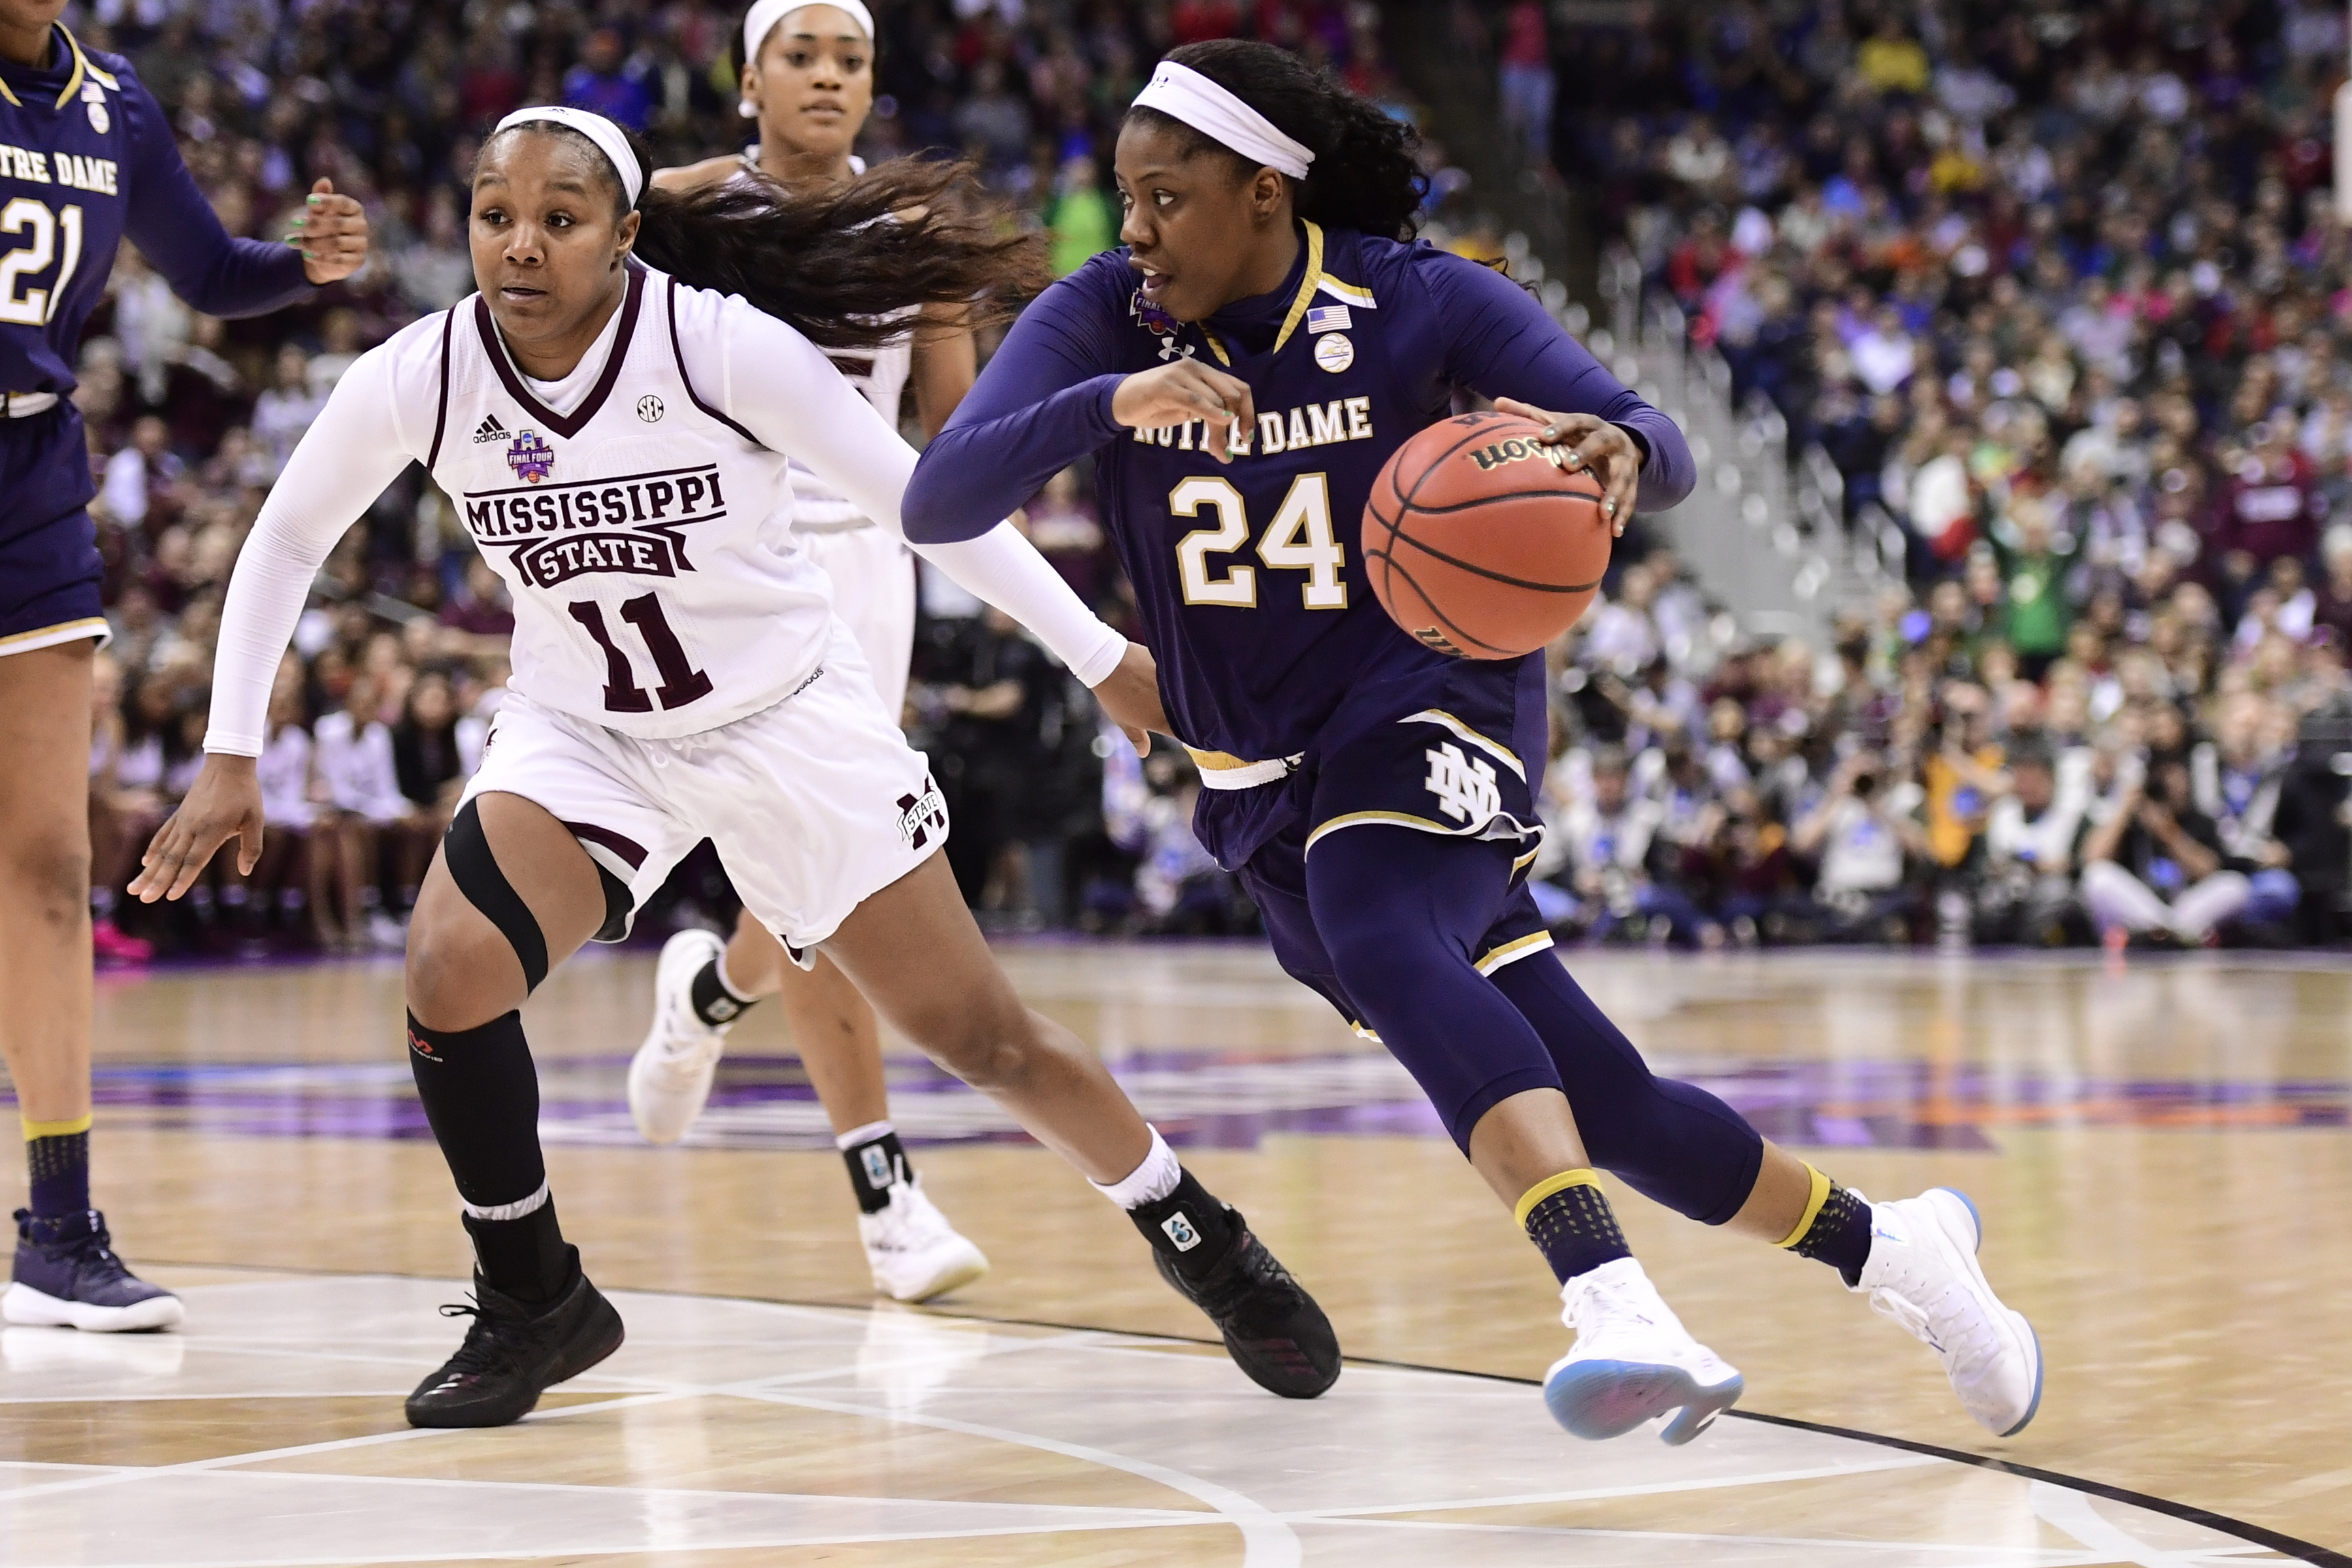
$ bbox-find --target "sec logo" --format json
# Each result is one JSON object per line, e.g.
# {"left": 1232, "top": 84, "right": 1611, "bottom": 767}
{"left": 636, "top": 395, "right": 664, "bottom": 423}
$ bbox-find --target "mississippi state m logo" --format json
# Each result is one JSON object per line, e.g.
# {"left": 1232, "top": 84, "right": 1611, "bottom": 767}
{"left": 894, "top": 779, "right": 949, "bottom": 849}
{"left": 1424, "top": 743, "right": 1502, "bottom": 825}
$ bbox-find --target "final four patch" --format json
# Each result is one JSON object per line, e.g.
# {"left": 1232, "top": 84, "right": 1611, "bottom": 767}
{"left": 504, "top": 429, "right": 555, "bottom": 483}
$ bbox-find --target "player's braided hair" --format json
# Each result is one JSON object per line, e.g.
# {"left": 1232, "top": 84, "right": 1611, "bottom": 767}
{"left": 1124, "top": 39, "right": 1425, "bottom": 241}
{"left": 483, "top": 123, "right": 1049, "bottom": 353}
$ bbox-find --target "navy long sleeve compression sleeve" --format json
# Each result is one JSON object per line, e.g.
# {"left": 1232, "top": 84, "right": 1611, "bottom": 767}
{"left": 120, "top": 66, "right": 310, "bottom": 319}
{"left": 904, "top": 275, "right": 1128, "bottom": 544}
{"left": 1411, "top": 252, "right": 1695, "bottom": 513}
{"left": 906, "top": 237, "right": 1696, "bottom": 545}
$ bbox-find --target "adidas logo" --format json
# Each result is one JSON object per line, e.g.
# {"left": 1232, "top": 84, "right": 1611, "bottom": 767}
{"left": 472, "top": 414, "right": 509, "bottom": 444}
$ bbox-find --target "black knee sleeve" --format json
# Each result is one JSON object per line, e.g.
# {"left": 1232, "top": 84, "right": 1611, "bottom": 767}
{"left": 1490, "top": 958, "right": 1763, "bottom": 1225}
{"left": 406, "top": 1009, "right": 546, "bottom": 1210}
{"left": 444, "top": 798, "right": 549, "bottom": 992}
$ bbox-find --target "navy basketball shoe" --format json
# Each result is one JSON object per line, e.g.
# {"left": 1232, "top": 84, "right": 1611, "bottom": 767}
{"left": 1139, "top": 1182, "right": 1341, "bottom": 1399}
{"left": 405, "top": 1250, "right": 625, "bottom": 1428}
{"left": 5, "top": 1209, "right": 184, "bottom": 1331}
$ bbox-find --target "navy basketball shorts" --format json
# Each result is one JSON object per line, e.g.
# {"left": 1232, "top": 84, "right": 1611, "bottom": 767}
{"left": 0, "top": 402, "right": 106, "bottom": 657}
{"left": 1236, "top": 705, "right": 1553, "bottom": 1039}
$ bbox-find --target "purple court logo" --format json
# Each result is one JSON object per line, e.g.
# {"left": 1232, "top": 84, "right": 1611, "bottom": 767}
{"left": 504, "top": 429, "right": 555, "bottom": 484}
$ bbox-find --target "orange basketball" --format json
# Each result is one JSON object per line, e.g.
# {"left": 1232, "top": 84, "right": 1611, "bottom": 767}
{"left": 1362, "top": 411, "right": 1613, "bottom": 659}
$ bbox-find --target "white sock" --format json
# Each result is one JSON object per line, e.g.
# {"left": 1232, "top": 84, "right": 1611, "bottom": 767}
{"left": 713, "top": 950, "right": 757, "bottom": 1002}
{"left": 834, "top": 1119, "right": 893, "bottom": 1152}
{"left": 1091, "top": 1126, "right": 1181, "bottom": 1210}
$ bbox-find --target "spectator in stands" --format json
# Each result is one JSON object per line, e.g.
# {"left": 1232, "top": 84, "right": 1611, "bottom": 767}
{"left": 1973, "top": 743, "right": 2085, "bottom": 945}
{"left": 1790, "top": 749, "right": 1927, "bottom": 941}
{"left": 2082, "top": 757, "right": 2250, "bottom": 946}
{"left": 1495, "top": 0, "right": 1554, "bottom": 169}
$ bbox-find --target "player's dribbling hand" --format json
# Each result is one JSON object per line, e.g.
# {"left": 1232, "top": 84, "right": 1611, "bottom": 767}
{"left": 286, "top": 178, "right": 370, "bottom": 286}
{"left": 1494, "top": 400, "right": 1642, "bottom": 537}
{"left": 1111, "top": 361, "right": 1256, "bottom": 464}
{"left": 1092, "top": 640, "right": 1172, "bottom": 757}
{"left": 129, "top": 756, "right": 267, "bottom": 904}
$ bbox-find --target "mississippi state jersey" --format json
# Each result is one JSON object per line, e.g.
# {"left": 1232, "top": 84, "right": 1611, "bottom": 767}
{"left": 419, "top": 263, "right": 838, "bottom": 739}
{"left": 734, "top": 150, "right": 911, "bottom": 531}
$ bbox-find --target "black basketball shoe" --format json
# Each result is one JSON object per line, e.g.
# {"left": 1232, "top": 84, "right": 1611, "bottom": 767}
{"left": 1134, "top": 1176, "right": 1341, "bottom": 1399}
{"left": 404, "top": 1251, "right": 624, "bottom": 1428}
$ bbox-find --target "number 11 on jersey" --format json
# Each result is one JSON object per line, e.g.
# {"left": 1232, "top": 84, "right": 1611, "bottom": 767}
{"left": 568, "top": 594, "right": 713, "bottom": 713}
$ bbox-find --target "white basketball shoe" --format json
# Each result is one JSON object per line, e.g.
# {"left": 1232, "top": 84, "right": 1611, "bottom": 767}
{"left": 1543, "top": 1256, "right": 1743, "bottom": 1445}
{"left": 628, "top": 928, "right": 732, "bottom": 1145}
{"left": 858, "top": 1179, "right": 990, "bottom": 1303}
{"left": 1854, "top": 1188, "right": 2042, "bottom": 1437}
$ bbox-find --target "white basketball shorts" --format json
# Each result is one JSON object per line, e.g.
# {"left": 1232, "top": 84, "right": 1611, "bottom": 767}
{"left": 800, "top": 524, "right": 915, "bottom": 722}
{"left": 458, "top": 623, "right": 949, "bottom": 955}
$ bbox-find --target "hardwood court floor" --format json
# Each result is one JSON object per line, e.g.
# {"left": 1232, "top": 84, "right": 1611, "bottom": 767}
{"left": 3, "top": 943, "right": 2349, "bottom": 1565}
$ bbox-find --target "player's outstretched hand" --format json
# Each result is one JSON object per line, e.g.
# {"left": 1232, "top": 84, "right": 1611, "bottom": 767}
{"left": 1111, "top": 360, "right": 1256, "bottom": 464}
{"left": 287, "top": 178, "right": 370, "bottom": 286}
{"left": 1494, "top": 399, "right": 1640, "bottom": 538}
{"left": 129, "top": 756, "right": 265, "bottom": 904}
{"left": 1092, "top": 640, "right": 1172, "bottom": 757}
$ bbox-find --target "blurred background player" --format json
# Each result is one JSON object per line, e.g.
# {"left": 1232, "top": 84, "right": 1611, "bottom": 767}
{"left": 0, "top": 0, "right": 364, "bottom": 1331}
{"left": 627, "top": 0, "right": 986, "bottom": 1305}
{"left": 906, "top": 41, "right": 2042, "bottom": 1447}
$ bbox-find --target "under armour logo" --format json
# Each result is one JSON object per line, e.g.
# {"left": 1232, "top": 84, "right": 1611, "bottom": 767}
{"left": 1161, "top": 1211, "right": 1201, "bottom": 1251}
{"left": 1424, "top": 743, "right": 1502, "bottom": 825}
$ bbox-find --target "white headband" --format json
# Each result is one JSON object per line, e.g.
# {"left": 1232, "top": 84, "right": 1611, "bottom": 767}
{"left": 1132, "top": 60, "right": 1314, "bottom": 180}
{"left": 495, "top": 106, "right": 644, "bottom": 209}
{"left": 743, "top": 0, "right": 874, "bottom": 65}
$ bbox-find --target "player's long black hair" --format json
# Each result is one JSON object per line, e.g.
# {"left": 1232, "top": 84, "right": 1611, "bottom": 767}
{"left": 483, "top": 122, "right": 1049, "bottom": 353}
{"left": 1124, "top": 39, "right": 1425, "bottom": 241}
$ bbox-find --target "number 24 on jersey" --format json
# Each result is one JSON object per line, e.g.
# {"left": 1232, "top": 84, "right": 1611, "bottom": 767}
{"left": 1171, "top": 473, "right": 1348, "bottom": 612}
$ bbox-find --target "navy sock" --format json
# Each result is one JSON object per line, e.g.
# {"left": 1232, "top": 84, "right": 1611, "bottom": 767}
{"left": 1520, "top": 1171, "right": 1633, "bottom": 1284}
{"left": 1783, "top": 1168, "right": 1874, "bottom": 1287}
{"left": 25, "top": 1120, "right": 91, "bottom": 1219}
{"left": 689, "top": 956, "right": 757, "bottom": 1027}
{"left": 841, "top": 1128, "right": 913, "bottom": 1215}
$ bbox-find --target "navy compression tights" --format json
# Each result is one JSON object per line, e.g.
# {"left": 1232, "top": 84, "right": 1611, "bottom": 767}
{"left": 1296, "top": 826, "right": 1763, "bottom": 1226}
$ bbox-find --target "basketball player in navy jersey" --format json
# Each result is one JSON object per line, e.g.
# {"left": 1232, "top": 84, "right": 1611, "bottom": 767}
{"left": 907, "top": 40, "right": 2043, "bottom": 1445}
{"left": 0, "top": 0, "right": 365, "bottom": 1330}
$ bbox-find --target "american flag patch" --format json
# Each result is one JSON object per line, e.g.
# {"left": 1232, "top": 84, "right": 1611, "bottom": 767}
{"left": 1306, "top": 304, "right": 1352, "bottom": 335}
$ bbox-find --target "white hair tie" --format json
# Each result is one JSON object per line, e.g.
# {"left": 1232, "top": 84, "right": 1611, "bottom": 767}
{"left": 494, "top": 106, "right": 644, "bottom": 208}
{"left": 1132, "top": 59, "right": 1314, "bottom": 180}
{"left": 743, "top": 0, "right": 875, "bottom": 65}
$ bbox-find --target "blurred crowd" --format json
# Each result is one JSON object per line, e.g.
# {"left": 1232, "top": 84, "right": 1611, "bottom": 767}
{"left": 1495, "top": 0, "right": 2352, "bottom": 948}
{"left": 65, "top": 0, "right": 1440, "bottom": 960}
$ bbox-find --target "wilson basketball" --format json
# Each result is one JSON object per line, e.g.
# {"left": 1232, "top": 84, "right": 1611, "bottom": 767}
{"left": 1362, "top": 411, "right": 1612, "bottom": 659}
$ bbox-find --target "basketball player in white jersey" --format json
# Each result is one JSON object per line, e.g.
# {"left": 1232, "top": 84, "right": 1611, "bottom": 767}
{"left": 133, "top": 108, "right": 1341, "bottom": 1429}
{"left": 629, "top": 0, "right": 989, "bottom": 1306}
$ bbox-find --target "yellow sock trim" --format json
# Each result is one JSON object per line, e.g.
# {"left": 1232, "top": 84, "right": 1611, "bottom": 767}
{"left": 22, "top": 1113, "right": 92, "bottom": 1139}
{"left": 1514, "top": 1168, "right": 1602, "bottom": 1230}
{"left": 1774, "top": 1164, "right": 1835, "bottom": 1249}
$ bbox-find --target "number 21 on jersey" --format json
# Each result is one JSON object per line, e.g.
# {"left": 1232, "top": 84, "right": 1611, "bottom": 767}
{"left": 0, "top": 198, "right": 85, "bottom": 326}
{"left": 1172, "top": 473, "right": 1347, "bottom": 610}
